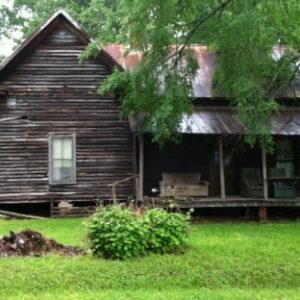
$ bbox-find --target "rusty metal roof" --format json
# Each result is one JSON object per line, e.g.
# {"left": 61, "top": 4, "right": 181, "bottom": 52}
{"left": 103, "top": 44, "right": 215, "bottom": 97}
{"left": 179, "top": 108, "right": 300, "bottom": 135}
{"left": 104, "top": 44, "right": 300, "bottom": 98}
{"left": 108, "top": 44, "right": 300, "bottom": 136}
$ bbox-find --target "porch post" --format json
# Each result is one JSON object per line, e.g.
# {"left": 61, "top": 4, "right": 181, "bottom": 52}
{"left": 132, "top": 133, "right": 139, "bottom": 199}
{"left": 139, "top": 134, "right": 144, "bottom": 201}
{"left": 261, "top": 148, "right": 268, "bottom": 199}
{"left": 219, "top": 136, "right": 226, "bottom": 199}
{"left": 259, "top": 207, "right": 268, "bottom": 222}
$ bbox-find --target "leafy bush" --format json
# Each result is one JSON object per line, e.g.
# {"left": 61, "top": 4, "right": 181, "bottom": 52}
{"left": 85, "top": 206, "right": 148, "bottom": 259}
{"left": 144, "top": 208, "right": 189, "bottom": 254}
{"left": 85, "top": 205, "right": 190, "bottom": 259}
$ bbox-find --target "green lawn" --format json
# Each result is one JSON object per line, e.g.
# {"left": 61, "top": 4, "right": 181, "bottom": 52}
{"left": 0, "top": 218, "right": 300, "bottom": 299}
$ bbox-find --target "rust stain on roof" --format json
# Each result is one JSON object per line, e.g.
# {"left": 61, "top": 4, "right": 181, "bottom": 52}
{"left": 104, "top": 44, "right": 300, "bottom": 98}
{"left": 103, "top": 44, "right": 215, "bottom": 97}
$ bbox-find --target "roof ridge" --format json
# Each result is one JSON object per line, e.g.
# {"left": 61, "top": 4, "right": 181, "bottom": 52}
{"left": 0, "top": 9, "right": 122, "bottom": 77}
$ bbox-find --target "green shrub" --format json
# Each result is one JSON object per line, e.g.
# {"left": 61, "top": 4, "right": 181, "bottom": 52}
{"left": 85, "top": 206, "right": 148, "bottom": 259}
{"left": 144, "top": 208, "right": 189, "bottom": 254}
{"left": 85, "top": 205, "right": 190, "bottom": 259}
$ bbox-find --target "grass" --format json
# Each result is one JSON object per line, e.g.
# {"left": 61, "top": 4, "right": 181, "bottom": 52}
{"left": 0, "top": 218, "right": 300, "bottom": 299}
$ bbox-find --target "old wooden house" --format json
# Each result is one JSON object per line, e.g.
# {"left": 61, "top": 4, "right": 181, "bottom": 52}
{"left": 1, "top": 10, "right": 300, "bottom": 219}
{"left": 0, "top": 11, "right": 134, "bottom": 216}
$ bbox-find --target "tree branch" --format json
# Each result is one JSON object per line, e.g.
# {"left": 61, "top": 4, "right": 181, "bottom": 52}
{"left": 166, "top": 0, "right": 235, "bottom": 65}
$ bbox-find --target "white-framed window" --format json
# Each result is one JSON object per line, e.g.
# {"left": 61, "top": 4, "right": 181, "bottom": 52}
{"left": 49, "top": 134, "right": 76, "bottom": 185}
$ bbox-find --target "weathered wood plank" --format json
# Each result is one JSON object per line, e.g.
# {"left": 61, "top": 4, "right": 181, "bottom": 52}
{"left": 0, "top": 19, "right": 134, "bottom": 205}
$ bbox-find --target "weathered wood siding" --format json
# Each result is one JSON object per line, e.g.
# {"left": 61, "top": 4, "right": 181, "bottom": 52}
{"left": 0, "top": 20, "right": 133, "bottom": 204}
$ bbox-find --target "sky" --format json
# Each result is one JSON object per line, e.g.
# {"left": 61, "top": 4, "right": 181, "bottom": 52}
{"left": 0, "top": 32, "right": 22, "bottom": 57}
{"left": 0, "top": 0, "right": 23, "bottom": 57}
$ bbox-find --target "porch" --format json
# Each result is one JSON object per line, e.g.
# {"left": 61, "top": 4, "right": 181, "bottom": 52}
{"left": 144, "top": 196, "right": 300, "bottom": 208}
{"left": 135, "top": 134, "right": 300, "bottom": 220}
{"left": 130, "top": 100, "right": 300, "bottom": 220}
{"left": 138, "top": 134, "right": 300, "bottom": 194}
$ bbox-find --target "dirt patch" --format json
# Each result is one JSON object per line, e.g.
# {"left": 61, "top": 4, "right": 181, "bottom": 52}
{"left": 0, "top": 230, "right": 85, "bottom": 257}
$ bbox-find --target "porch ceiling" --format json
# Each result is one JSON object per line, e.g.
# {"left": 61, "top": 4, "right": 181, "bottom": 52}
{"left": 179, "top": 108, "right": 300, "bottom": 135}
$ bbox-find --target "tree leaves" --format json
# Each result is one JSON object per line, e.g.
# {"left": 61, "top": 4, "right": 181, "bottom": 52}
{"left": 98, "top": 0, "right": 300, "bottom": 148}
{"left": 2, "top": 0, "right": 300, "bottom": 149}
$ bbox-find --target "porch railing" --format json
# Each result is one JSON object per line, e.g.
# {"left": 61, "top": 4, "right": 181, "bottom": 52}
{"left": 107, "top": 174, "right": 139, "bottom": 204}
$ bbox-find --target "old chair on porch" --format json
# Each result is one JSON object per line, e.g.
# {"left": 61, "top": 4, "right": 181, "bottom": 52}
{"left": 159, "top": 173, "right": 209, "bottom": 197}
{"left": 268, "top": 168, "right": 296, "bottom": 198}
{"left": 241, "top": 168, "right": 264, "bottom": 198}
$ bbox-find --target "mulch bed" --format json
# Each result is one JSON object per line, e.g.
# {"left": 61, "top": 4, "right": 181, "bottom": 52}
{"left": 0, "top": 230, "right": 85, "bottom": 257}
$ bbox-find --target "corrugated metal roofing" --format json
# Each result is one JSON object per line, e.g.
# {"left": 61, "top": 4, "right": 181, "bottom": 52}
{"left": 179, "top": 108, "right": 300, "bottom": 135}
{"left": 103, "top": 44, "right": 215, "bottom": 97}
{"left": 103, "top": 44, "right": 300, "bottom": 98}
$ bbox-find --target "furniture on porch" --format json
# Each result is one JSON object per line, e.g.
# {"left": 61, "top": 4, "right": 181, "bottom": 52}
{"left": 268, "top": 168, "right": 296, "bottom": 198}
{"left": 159, "top": 173, "right": 209, "bottom": 197}
{"left": 241, "top": 168, "right": 264, "bottom": 198}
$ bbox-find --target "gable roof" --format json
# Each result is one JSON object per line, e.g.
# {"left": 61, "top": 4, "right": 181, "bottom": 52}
{"left": 0, "top": 10, "right": 122, "bottom": 79}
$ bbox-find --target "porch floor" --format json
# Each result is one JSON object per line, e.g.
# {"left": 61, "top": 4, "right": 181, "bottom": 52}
{"left": 146, "top": 196, "right": 300, "bottom": 208}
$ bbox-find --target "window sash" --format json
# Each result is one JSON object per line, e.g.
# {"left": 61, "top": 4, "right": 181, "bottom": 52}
{"left": 49, "top": 134, "right": 76, "bottom": 185}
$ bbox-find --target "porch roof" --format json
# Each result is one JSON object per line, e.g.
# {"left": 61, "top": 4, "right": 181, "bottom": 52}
{"left": 179, "top": 107, "right": 300, "bottom": 135}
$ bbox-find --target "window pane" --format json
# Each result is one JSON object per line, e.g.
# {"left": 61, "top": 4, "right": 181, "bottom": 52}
{"left": 276, "top": 140, "right": 293, "bottom": 160}
{"left": 53, "top": 167, "right": 73, "bottom": 183}
{"left": 50, "top": 135, "right": 76, "bottom": 184}
{"left": 53, "top": 167, "right": 73, "bottom": 182}
{"left": 62, "top": 159, "right": 72, "bottom": 167}
{"left": 53, "top": 159, "right": 73, "bottom": 182}
{"left": 60, "top": 167, "right": 73, "bottom": 181}
{"left": 276, "top": 162, "right": 294, "bottom": 177}
{"left": 53, "top": 159, "right": 72, "bottom": 168}
{"left": 53, "top": 159, "right": 64, "bottom": 168}
{"left": 62, "top": 139, "right": 72, "bottom": 159}
{"left": 53, "top": 139, "right": 62, "bottom": 159}
{"left": 53, "top": 167, "right": 61, "bottom": 182}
